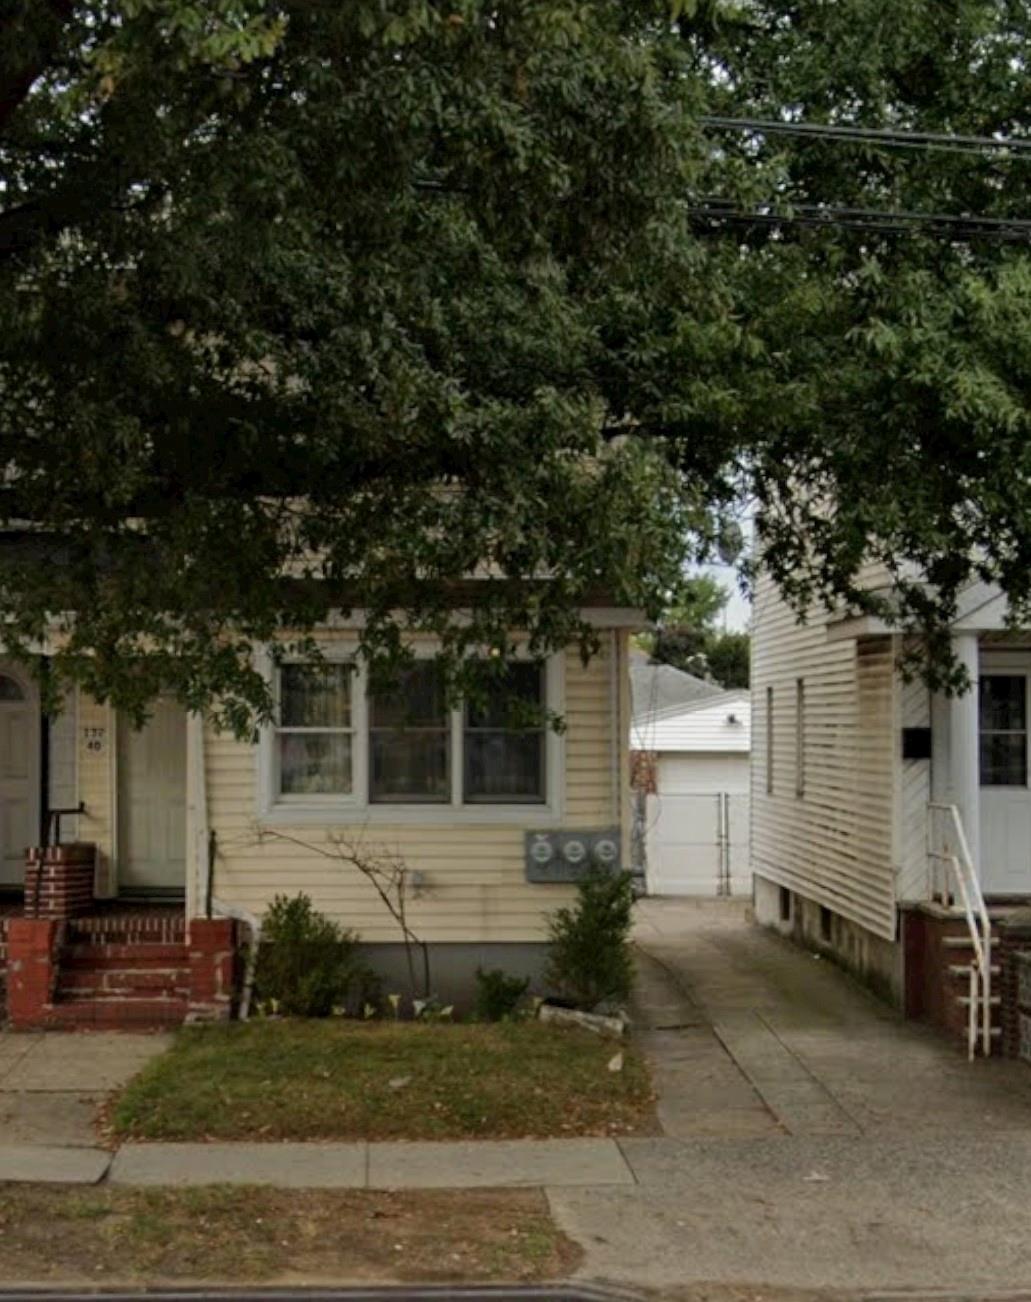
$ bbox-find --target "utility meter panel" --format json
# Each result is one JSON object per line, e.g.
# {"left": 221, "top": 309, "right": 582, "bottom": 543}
{"left": 524, "top": 829, "right": 622, "bottom": 882}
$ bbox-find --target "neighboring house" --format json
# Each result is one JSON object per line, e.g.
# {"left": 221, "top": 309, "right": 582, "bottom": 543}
{"left": 0, "top": 607, "right": 640, "bottom": 1025}
{"left": 630, "top": 652, "right": 751, "bottom": 897}
{"left": 751, "top": 568, "right": 1031, "bottom": 1054}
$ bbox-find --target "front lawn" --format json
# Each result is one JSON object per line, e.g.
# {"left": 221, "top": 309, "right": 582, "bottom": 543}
{"left": 110, "top": 1019, "right": 655, "bottom": 1141}
{"left": 0, "top": 1186, "right": 579, "bottom": 1284}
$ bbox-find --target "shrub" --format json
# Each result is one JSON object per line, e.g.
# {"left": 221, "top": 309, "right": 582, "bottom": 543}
{"left": 545, "top": 869, "right": 635, "bottom": 1010}
{"left": 475, "top": 967, "right": 531, "bottom": 1021}
{"left": 254, "top": 893, "right": 373, "bottom": 1018}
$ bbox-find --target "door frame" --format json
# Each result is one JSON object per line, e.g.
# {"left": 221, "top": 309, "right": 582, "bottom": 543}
{"left": 0, "top": 660, "right": 42, "bottom": 886}
{"left": 115, "top": 700, "right": 188, "bottom": 896}
{"left": 978, "top": 649, "right": 1031, "bottom": 894}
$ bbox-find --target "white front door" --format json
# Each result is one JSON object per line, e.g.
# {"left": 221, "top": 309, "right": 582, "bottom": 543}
{"left": 0, "top": 666, "right": 39, "bottom": 886}
{"left": 117, "top": 700, "right": 187, "bottom": 892}
{"left": 979, "top": 660, "right": 1031, "bottom": 895}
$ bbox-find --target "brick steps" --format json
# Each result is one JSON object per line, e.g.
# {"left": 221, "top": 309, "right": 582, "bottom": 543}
{"left": 3, "top": 912, "right": 235, "bottom": 1030}
{"left": 53, "top": 931, "right": 192, "bottom": 1029}
{"left": 42, "top": 997, "right": 189, "bottom": 1030}
{"left": 904, "top": 905, "right": 1005, "bottom": 1054}
{"left": 61, "top": 942, "right": 188, "bottom": 967}
{"left": 58, "top": 968, "right": 189, "bottom": 998}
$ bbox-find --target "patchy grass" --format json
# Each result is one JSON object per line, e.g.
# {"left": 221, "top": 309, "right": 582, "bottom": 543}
{"left": 110, "top": 1019, "right": 655, "bottom": 1141}
{"left": 0, "top": 1185, "right": 580, "bottom": 1284}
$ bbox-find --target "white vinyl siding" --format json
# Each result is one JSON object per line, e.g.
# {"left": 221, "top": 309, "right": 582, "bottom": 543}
{"left": 795, "top": 679, "right": 805, "bottom": 799}
{"left": 897, "top": 673, "right": 932, "bottom": 903}
{"left": 751, "top": 571, "right": 898, "bottom": 942}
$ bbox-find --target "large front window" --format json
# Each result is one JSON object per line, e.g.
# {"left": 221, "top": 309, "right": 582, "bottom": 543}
{"left": 267, "top": 653, "right": 554, "bottom": 813}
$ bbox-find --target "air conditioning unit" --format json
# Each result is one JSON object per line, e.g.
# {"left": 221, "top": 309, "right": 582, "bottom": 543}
{"left": 524, "top": 828, "right": 622, "bottom": 883}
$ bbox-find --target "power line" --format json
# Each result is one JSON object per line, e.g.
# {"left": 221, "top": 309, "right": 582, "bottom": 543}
{"left": 699, "top": 115, "right": 1031, "bottom": 157}
{"left": 688, "top": 197, "right": 1031, "bottom": 243}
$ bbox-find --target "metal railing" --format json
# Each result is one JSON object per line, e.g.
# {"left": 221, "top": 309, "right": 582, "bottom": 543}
{"left": 927, "top": 802, "right": 993, "bottom": 1059}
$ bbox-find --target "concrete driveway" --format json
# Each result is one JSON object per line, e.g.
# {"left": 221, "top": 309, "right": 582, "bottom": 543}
{"left": 548, "top": 898, "right": 1031, "bottom": 1294}
{"left": 0, "top": 1031, "right": 169, "bottom": 1147}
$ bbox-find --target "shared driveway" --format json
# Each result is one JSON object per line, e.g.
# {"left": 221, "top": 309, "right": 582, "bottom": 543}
{"left": 549, "top": 898, "right": 1031, "bottom": 1294}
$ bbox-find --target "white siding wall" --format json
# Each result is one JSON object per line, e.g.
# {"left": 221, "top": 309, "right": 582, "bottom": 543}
{"left": 637, "top": 696, "right": 751, "bottom": 754}
{"left": 202, "top": 637, "right": 626, "bottom": 943}
{"left": 897, "top": 675, "right": 931, "bottom": 902}
{"left": 751, "top": 572, "right": 899, "bottom": 941}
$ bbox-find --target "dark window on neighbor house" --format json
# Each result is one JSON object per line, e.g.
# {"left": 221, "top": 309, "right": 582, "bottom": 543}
{"left": 779, "top": 886, "right": 791, "bottom": 922}
{"left": 463, "top": 662, "right": 546, "bottom": 804}
{"left": 795, "top": 678, "right": 805, "bottom": 798}
{"left": 369, "top": 661, "right": 451, "bottom": 803}
{"left": 766, "top": 685, "right": 774, "bottom": 794}
{"left": 819, "top": 905, "right": 833, "bottom": 943}
{"left": 979, "top": 674, "right": 1028, "bottom": 788}
{"left": 276, "top": 663, "right": 354, "bottom": 796}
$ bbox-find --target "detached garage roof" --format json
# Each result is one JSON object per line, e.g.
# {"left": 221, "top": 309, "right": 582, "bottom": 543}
{"left": 631, "top": 686, "right": 751, "bottom": 755}
{"left": 629, "top": 650, "right": 722, "bottom": 720}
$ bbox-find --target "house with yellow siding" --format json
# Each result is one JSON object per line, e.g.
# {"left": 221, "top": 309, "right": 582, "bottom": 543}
{"left": 0, "top": 608, "right": 638, "bottom": 1015}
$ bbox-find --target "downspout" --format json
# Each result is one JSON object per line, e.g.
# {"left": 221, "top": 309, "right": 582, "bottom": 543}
{"left": 609, "top": 629, "right": 620, "bottom": 844}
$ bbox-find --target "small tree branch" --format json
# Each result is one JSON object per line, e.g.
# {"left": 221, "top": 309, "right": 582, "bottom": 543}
{"left": 0, "top": 1, "right": 76, "bottom": 135}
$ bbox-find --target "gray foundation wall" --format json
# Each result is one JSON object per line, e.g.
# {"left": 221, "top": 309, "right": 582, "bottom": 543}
{"left": 753, "top": 873, "right": 903, "bottom": 1007}
{"left": 356, "top": 942, "right": 550, "bottom": 1013}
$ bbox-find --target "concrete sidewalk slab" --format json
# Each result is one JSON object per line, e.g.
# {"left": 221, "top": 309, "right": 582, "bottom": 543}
{"left": 2, "top": 1032, "right": 171, "bottom": 1092}
{"left": 0, "top": 1144, "right": 110, "bottom": 1184}
{"left": 109, "top": 1141, "right": 368, "bottom": 1188}
{"left": 0, "top": 1091, "right": 106, "bottom": 1147}
{"left": 368, "top": 1139, "right": 636, "bottom": 1189}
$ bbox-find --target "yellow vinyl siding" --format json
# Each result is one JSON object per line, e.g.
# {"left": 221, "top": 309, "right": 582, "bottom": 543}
{"left": 751, "top": 572, "right": 898, "bottom": 941}
{"left": 203, "top": 638, "right": 621, "bottom": 942}
{"left": 77, "top": 693, "right": 117, "bottom": 895}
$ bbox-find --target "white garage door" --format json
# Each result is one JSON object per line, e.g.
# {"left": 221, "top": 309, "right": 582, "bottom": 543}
{"left": 643, "top": 753, "right": 751, "bottom": 897}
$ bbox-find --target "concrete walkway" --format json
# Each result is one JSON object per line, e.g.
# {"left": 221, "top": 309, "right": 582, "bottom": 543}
{"left": 0, "top": 1030, "right": 169, "bottom": 1148}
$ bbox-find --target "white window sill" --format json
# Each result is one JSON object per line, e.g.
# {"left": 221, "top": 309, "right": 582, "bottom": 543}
{"left": 257, "top": 801, "right": 564, "bottom": 828}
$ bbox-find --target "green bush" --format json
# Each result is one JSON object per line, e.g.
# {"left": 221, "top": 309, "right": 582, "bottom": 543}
{"left": 475, "top": 967, "right": 530, "bottom": 1021}
{"left": 254, "top": 893, "right": 373, "bottom": 1018}
{"left": 545, "top": 869, "right": 635, "bottom": 1010}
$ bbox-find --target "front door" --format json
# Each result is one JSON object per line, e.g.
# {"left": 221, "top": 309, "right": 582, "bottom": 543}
{"left": 117, "top": 699, "right": 186, "bottom": 892}
{"left": 0, "top": 666, "right": 39, "bottom": 886}
{"left": 979, "top": 660, "right": 1031, "bottom": 895}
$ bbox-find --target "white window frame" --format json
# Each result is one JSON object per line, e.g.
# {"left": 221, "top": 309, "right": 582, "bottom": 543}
{"left": 256, "top": 643, "right": 565, "bottom": 826}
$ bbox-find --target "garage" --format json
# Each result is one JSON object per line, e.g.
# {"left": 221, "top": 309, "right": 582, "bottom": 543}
{"left": 631, "top": 686, "right": 751, "bottom": 897}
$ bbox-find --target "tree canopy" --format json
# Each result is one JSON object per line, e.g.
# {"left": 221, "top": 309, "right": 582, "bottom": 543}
{"left": 1, "top": 1, "right": 1029, "bottom": 727}
{"left": 642, "top": 573, "right": 750, "bottom": 689}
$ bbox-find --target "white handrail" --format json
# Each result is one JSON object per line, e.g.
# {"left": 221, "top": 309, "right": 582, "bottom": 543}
{"left": 927, "top": 802, "right": 993, "bottom": 1059}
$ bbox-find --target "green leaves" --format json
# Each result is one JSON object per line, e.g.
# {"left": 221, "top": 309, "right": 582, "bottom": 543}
{"left": 0, "top": 0, "right": 1029, "bottom": 721}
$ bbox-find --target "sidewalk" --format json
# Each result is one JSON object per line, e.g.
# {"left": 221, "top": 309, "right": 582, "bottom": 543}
{"left": 0, "top": 1137, "right": 637, "bottom": 1189}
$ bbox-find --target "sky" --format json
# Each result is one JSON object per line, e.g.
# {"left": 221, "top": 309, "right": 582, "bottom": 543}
{"left": 698, "top": 560, "right": 752, "bottom": 632}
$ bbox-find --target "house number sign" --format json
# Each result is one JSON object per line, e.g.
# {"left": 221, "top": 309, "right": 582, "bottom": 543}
{"left": 82, "top": 726, "right": 107, "bottom": 755}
